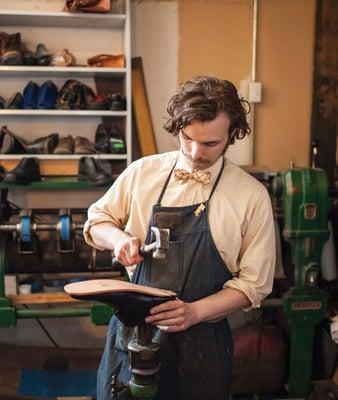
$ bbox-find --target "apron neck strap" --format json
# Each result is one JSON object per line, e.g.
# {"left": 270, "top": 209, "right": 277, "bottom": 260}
{"left": 208, "top": 157, "right": 225, "bottom": 201}
{"left": 156, "top": 161, "right": 177, "bottom": 205}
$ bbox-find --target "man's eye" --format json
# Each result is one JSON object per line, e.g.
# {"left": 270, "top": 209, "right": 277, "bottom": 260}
{"left": 205, "top": 142, "right": 218, "bottom": 147}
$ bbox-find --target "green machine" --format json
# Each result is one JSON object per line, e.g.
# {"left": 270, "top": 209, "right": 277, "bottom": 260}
{"left": 275, "top": 167, "right": 330, "bottom": 398}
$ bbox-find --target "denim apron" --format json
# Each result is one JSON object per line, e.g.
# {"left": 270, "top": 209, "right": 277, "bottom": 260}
{"left": 97, "top": 159, "right": 234, "bottom": 400}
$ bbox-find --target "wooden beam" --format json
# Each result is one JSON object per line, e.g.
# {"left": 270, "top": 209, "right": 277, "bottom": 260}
{"left": 132, "top": 57, "right": 157, "bottom": 157}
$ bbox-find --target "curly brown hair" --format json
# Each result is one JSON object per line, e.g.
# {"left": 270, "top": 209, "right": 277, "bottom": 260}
{"left": 163, "top": 76, "right": 251, "bottom": 144}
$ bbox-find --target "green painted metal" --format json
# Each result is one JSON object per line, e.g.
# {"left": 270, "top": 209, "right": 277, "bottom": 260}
{"left": 129, "top": 379, "right": 158, "bottom": 399}
{"left": 279, "top": 167, "right": 329, "bottom": 398}
{"left": 91, "top": 304, "right": 114, "bottom": 325}
{"left": 0, "top": 305, "right": 16, "bottom": 327}
{"left": 16, "top": 307, "right": 91, "bottom": 319}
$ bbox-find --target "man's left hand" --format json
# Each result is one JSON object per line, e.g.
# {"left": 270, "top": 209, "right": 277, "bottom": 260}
{"left": 145, "top": 299, "right": 198, "bottom": 332}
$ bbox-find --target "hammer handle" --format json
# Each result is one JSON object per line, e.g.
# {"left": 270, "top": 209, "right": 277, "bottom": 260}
{"left": 112, "top": 242, "right": 156, "bottom": 267}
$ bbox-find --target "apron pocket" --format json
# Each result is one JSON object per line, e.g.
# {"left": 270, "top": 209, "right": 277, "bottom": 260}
{"left": 148, "top": 240, "right": 182, "bottom": 294}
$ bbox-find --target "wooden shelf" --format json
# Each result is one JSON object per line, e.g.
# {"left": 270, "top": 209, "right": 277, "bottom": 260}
{"left": 0, "top": 10, "right": 126, "bottom": 29}
{"left": 8, "top": 292, "right": 80, "bottom": 305}
{"left": 0, "top": 66, "right": 127, "bottom": 78}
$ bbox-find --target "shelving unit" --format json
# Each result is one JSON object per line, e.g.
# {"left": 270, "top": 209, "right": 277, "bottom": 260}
{"left": 0, "top": 0, "right": 132, "bottom": 168}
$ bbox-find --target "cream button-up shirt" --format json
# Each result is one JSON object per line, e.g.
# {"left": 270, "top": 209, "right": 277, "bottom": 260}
{"left": 83, "top": 151, "right": 276, "bottom": 309}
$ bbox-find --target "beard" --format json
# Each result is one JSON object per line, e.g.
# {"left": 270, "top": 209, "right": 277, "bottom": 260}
{"left": 182, "top": 140, "right": 231, "bottom": 170}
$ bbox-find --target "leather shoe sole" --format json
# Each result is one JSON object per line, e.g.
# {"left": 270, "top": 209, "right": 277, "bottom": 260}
{"left": 64, "top": 279, "right": 176, "bottom": 327}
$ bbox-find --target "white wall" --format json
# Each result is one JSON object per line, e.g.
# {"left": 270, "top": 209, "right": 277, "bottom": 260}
{"left": 131, "top": 0, "right": 179, "bottom": 154}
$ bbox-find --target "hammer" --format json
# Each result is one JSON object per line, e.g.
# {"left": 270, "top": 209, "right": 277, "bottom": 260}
{"left": 112, "top": 226, "right": 169, "bottom": 266}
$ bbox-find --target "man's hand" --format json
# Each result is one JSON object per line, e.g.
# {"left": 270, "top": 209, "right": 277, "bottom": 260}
{"left": 145, "top": 299, "right": 199, "bottom": 333}
{"left": 114, "top": 234, "right": 144, "bottom": 266}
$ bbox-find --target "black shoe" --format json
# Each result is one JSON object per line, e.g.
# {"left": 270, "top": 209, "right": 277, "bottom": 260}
{"left": 26, "top": 133, "right": 59, "bottom": 154}
{"left": 0, "top": 96, "right": 5, "bottom": 109}
{"left": 78, "top": 157, "right": 113, "bottom": 186}
{"left": 108, "top": 92, "right": 126, "bottom": 111}
{"left": 64, "top": 279, "right": 176, "bottom": 327}
{"left": 0, "top": 126, "right": 27, "bottom": 154}
{"left": 95, "top": 123, "right": 110, "bottom": 153}
{"left": 7, "top": 92, "right": 23, "bottom": 109}
{"left": 2, "top": 157, "right": 41, "bottom": 184}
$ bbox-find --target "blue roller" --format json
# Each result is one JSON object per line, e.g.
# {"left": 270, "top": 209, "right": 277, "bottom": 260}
{"left": 60, "top": 215, "right": 71, "bottom": 241}
{"left": 20, "top": 216, "right": 31, "bottom": 243}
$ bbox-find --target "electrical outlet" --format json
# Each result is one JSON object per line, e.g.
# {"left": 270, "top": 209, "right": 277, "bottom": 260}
{"left": 248, "top": 81, "right": 262, "bottom": 103}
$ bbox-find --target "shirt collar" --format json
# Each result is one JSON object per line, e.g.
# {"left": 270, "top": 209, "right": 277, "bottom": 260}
{"left": 176, "top": 150, "right": 226, "bottom": 184}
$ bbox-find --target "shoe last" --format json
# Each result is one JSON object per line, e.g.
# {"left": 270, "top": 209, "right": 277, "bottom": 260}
{"left": 23, "top": 81, "right": 39, "bottom": 109}
{"left": 38, "top": 80, "right": 58, "bottom": 109}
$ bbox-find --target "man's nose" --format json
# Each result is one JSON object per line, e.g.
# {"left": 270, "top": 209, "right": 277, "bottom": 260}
{"left": 190, "top": 142, "right": 203, "bottom": 160}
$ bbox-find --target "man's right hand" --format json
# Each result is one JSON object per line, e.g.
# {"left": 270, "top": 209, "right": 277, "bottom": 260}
{"left": 113, "top": 234, "right": 144, "bottom": 266}
{"left": 89, "top": 223, "right": 144, "bottom": 266}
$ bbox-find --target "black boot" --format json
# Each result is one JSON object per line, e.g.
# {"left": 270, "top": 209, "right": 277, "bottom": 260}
{"left": 3, "top": 157, "right": 41, "bottom": 184}
{"left": 78, "top": 157, "right": 113, "bottom": 187}
{"left": 0, "top": 126, "right": 27, "bottom": 154}
{"left": 26, "top": 133, "right": 59, "bottom": 154}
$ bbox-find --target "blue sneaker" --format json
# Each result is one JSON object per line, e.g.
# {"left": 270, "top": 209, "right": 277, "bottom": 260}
{"left": 38, "top": 80, "right": 58, "bottom": 109}
{"left": 23, "top": 81, "right": 39, "bottom": 109}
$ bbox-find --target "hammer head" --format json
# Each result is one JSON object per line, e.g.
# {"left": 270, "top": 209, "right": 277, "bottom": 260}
{"left": 151, "top": 226, "right": 170, "bottom": 259}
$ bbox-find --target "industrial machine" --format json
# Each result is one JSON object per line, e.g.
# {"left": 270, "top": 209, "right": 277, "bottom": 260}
{"left": 0, "top": 167, "right": 335, "bottom": 399}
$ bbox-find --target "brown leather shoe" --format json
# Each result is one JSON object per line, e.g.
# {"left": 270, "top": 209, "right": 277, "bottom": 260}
{"left": 74, "top": 136, "right": 96, "bottom": 154}
{"left": 53, "top": 135, "right": 74, "bottom": 154}
{"left": 87, "top": 54, "right": 125, "bottom": 68}
{"left": 64, "top": 0, "right": 111, "bottom": 13}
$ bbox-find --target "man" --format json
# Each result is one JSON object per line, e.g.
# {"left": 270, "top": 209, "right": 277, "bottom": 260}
{"left": 84, "top": 76, "right": 276, "bottom": 400}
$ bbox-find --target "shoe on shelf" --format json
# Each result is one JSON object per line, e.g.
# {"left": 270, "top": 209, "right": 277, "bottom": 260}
{"left": 108, "top": 92, "right": 126, "bottom": 111}
{"left": 64, "top": 0, "right": 111, "bottom": 14}
{"left": 0, "top": 31, "right": 23, "bottom": 65}
{"left": 34, "top": 43, "right": 51, "bottom": 66}
{"left": 2, "top": 157, "right": 40, "bottom": 184}
{"left": 0, "top": 126, "right": 27, "bottom": 154}
{"left": 22, "top": 50, "right": 37, "bottom": 66}
{"left": 53, "top": 135, "right": 74, "bottom": 154}
{"left": 74, "top": 136, "right": 96, "bottom": 154}
{"left": 78, "top": 157, "right": 113, "bottom": 187}
{"left": 86, "top": 94, "right": 108, "bottom": 110}
{"left": 23, "top": 81, "right": 39, "bottom": 109}
{"left": 95, "top": 123, "right": 110, "bottom": 153}
{"left": 26, "top": 133, "right": 59, "bottom": 154}
{"left": 7, "top": 92, "right": 23, "bottom": 109}
{"left": 87, "top": 54, "right": 125, "bottom": 68}
{"left": 57, "top": 79, "right": 84, "bottom": 110}
{"left": 38, "top": 80, "right": 58, "bottom": 109}
{"left": 0, "top": 96, "right": 5, "bottom": 109}
{"left": 51, "top": 49, "right": 75, "bottom": 67}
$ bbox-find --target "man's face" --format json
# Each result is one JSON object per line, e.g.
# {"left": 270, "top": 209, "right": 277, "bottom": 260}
{"left": 179, "top": 112, "right": 232, "bottom": 170}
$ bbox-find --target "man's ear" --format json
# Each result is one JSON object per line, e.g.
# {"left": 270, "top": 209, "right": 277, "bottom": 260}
{"left": 229, "top": 128, "right": 238, "bottom": 144}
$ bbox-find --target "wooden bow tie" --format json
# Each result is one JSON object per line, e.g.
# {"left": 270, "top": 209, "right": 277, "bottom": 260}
{"left": 174, "top": 168, "right": 211, "bottom": 185}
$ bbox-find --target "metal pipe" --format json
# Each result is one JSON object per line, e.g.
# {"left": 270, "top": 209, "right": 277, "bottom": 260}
{"left": 0, "top": 223, "right": 84, "bottom": 231}
{"left": 16, "top": 307, "right": 91, "bottom": 319}
{"left": 249, "top": 0, "right": 258, "bottom": 164}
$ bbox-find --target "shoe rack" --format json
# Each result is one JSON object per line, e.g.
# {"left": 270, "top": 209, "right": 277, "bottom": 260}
{"left": 0, "top": 0, "right": 131, "bottom": 176}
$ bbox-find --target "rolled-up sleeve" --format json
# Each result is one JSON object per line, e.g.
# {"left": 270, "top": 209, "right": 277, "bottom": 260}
{"left": 224, "top": 189, "right": 276, "bottom": 309}
{"left": 83, "top": 166, "right": 134, "bottom": 250}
